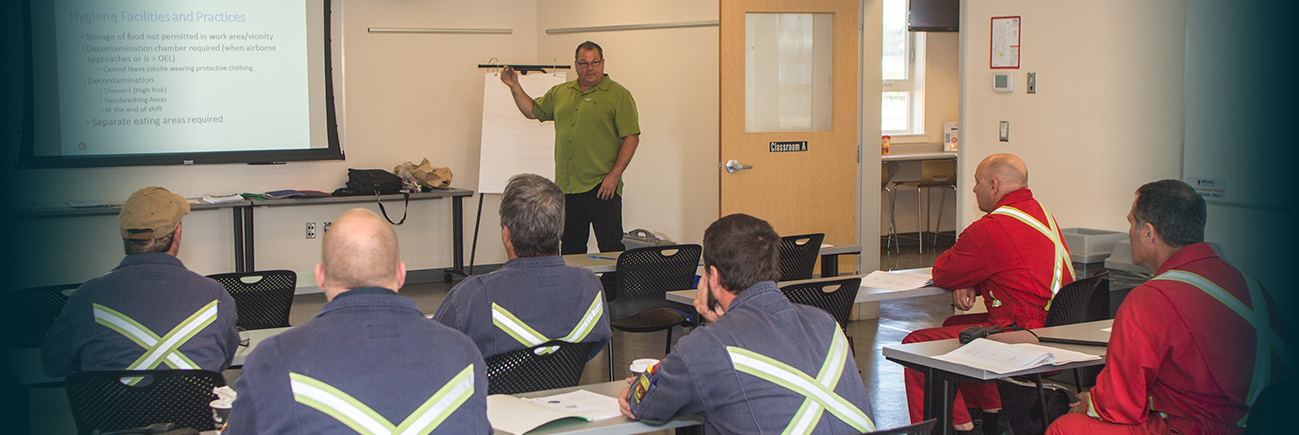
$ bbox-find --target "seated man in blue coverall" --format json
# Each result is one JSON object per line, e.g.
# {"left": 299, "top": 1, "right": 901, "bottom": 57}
{"left": 226, "top": 209, "right": 490, "bottom": 434}
{"left": 433, "top": 173, "right": 611, "bottom": 361}
{"left": 618, "top": 213, "right": 877, "bottom": 434}
{"left": 42, "top": 186, "right": 239, "bottom": 376}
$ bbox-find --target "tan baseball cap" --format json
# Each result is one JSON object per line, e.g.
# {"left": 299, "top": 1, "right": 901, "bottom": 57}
{"left": 119, "top": 187, "right": 190, "bottom": 240}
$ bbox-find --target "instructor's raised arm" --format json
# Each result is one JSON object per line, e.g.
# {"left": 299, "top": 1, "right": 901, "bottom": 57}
{"left": 500, "top": 66, "right": 537, "bottom": 119}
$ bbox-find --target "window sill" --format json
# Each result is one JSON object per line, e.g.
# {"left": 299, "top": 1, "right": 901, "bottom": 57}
{"left": 881, "top": 134, "right": 931, "bottom": 144}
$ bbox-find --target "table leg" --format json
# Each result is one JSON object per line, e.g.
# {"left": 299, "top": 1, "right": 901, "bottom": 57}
{"left": 820, "top": 253, "right": 839, "bottom": 277}
{"left": 233, "top": 207, "right": 245, "bottom": 273}
{"left": 445, "top": 195, "right": 469, "bottom": 281}
{"left": 923, "top": 367, "right": 958, "bottom": 435}
{"left": 243, "top": 206, "right": 256, "bottom": 272}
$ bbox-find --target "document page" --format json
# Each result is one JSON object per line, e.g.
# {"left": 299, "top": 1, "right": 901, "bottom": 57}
{"left": 934, "top": 339, "right": 1100, "bottom": 374}
{"left": 527, "top": 389, "right": 621, "bottom": 421}
{"left": 486, "top": 395, "right": 585, "bottom": 435}
{"left": 861, "top": 270, "right": 934, "bottom": 291}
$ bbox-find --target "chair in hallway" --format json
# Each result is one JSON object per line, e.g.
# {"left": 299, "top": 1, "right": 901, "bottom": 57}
{"left": 882, "top": 161, "right": 901, "bottom": 254}
{"left": 894, "top": 159, "right": 957, "bottom": 253}
{"left": 779, "top": 233, "right": 825, "bottom": 281}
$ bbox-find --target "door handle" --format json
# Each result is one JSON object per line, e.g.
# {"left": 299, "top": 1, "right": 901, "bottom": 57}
{"left": 723, "top": 159, "right": 753, "bottom": 174}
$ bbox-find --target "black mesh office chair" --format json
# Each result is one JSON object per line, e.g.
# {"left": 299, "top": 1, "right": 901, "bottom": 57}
{"left": 65, "top": 369, "right": 225, "bottom": 434}
{"left": 1246, "top": 381, "right": 1294, "bottom": 435}
{"left": 607, "top": 244, "right": 702, "bottom": 380}
{"left": 207, "top": 270, "right": 297, "bottom": 330}
{"left": 779, "top": 233, "right": 825, "bottom": 281}
{"left": 866, "top": 418, "right": 937, "bottom": 435}
{"left": 1043, "top": 272, "right": 1110, "bottom": 389}
{"left": 485, "top": 340, "right": 595, "bottom": 395}
{"left": 780, "top": 277, "right": 862, "bottom": 351}
{"left": 7, "top": 283, "right": 79, "bottom": 349}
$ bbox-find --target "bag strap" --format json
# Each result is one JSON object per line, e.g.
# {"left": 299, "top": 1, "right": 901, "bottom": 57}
{"left": 375, "top": 192, "right": 409, "bottom": 225}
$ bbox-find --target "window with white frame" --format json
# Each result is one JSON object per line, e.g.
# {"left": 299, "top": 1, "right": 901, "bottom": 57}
{"left": 882, "top": 0, "right": 926, "bottom": 135}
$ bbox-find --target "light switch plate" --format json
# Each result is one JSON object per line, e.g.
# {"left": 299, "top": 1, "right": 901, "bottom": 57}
{"left": 999, "top": 121, "right": 1009, "bottom": 142}
{"left": 1027, "top": 72, "right": 1037, "bottom": 94}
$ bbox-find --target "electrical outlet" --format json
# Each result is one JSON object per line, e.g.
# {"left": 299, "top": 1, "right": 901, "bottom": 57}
{"left": 323, "top": 221, "right": 332, "bottom": 233}
{"left": 1027, "top": 72, "right": 1037, "bottom": 94}
{"left": 999, "top": 121, "right": 1010, "bottom": 142}
{"left": 306, "top": 222, "right": 316, "bottom": 239}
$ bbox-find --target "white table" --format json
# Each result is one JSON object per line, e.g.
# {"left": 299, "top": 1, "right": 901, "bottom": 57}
{"left": 496, "top": 381, "right": 702, "bottom": 434}
{"left": 882, "top": 320, "right": 1112, "bottom": 435}
{"left": 565, "top": 243, "right": 863, "bottom": 277}
{"left": 665, "top": 267, "right": 945, "bottom": 306}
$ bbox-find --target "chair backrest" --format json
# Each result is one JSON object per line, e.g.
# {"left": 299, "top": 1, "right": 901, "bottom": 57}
{"left": 1044, "top": 272, "right": 1110, "bottom": 327}
{"left": 611, "top": 244, "right": 702, "bottom": 321}
{"left": 485, "top": 340, "right": 595, "bottom": 395}
{"left": 882, "top": 161, "right": 899, "bottom": 186}
{"left": 866, "top": 418, "right": 937, "bottom": 435}
{"left": 779, "top": 277, "right": 862, "bottom": 330}
{"left": 1246, "top": 381, "right": 1294, "bottom": 435}
{"left": 7, "top": 283, "right": 79, "bottom": 349}
{"left": 779, "top": 233, "right": 825, "bottom": 281}
{"left": 65, "top": 369, "right": 225, "bottom": 434}
{"left": 206, "top": 270, "right": 296, "bottom": 330}
{"left": 918, "top": 159, "right": 957, "bottom": 187}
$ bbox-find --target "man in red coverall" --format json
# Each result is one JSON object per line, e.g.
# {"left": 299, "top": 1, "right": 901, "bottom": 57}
{"left": 1046, "top": 179, "right": 1291, "bottom": 435}
{"left": 903, "top": 153, "right": 1076, "bottom": 434}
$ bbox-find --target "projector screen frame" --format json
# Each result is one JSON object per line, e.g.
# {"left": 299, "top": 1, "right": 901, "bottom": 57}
{"left": 16, "top": 0, "right": 345, "bottom": 169}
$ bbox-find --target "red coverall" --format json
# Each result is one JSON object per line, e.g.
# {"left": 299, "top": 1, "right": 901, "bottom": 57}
{"left": 904, "top": 188, "right": 1075, "bottom": 425}
{"left": 1047, "top": 243, "right": 1290, "bottom": 435}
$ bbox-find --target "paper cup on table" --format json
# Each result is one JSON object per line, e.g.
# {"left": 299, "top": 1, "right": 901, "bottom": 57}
{"left": 211, "top": 385, "right": 237, "bottom": 430}
{"left": 629, "top": 358, "right": 660, "bottom": 376}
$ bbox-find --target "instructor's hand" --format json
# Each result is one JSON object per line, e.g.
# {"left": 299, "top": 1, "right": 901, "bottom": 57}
{"left": 952, "top": 287, "right": 977, "bottom": 311}
{"left": 500, "top": 66, "right": 519, "bottom": 88}
{"left": 597, "top": 173, "right": 620, "bottom": 200}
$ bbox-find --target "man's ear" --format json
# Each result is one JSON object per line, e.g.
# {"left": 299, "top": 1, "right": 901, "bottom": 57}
{"left": 1139, "top": 222, "right": 1160, "bottom": 248}
{"left": 314, "top": 263, "right": 327, "bottom": 291}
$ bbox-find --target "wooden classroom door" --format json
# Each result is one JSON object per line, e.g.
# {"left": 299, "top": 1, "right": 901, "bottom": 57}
{"left": 719, "top": 0, "right": 859, "bottom": 268}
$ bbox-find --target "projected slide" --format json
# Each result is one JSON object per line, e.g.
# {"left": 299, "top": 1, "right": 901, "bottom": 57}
{"left": 44, "top": 0, "right": 311, "bottom": 156}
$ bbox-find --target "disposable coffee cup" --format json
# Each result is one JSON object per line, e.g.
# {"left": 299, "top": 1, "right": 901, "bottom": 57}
{"left": 211, "top": 385, "right": 237, "bottom": 432}
{"left": 211, "top": 405, "right": 231, "bottom": 430}
{"left": 629, "top": 358, "right": 660, "bottom": 376}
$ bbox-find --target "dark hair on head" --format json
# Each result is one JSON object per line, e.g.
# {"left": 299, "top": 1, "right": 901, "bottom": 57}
{"left": 500, "top": 173, "right": 565, "bottom": 257}
{"left": 123, "top": 233, "right": 174, "bottom": 255}
{"left": 703, "top": 214, "right": 780, "bottom": 293}
{"left": 575, "top": 41, "right": 603, "bottom": 59}
{"left": 1133, "top": 179, "right": 1206, "bottom": 248}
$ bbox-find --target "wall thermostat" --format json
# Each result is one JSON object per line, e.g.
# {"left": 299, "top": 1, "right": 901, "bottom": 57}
{"left": 993, "top": 73, "right": 1014, "bottom": 93}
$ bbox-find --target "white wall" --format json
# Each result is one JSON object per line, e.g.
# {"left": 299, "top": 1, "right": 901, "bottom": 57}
{"left": 956, "top": 0, "right": 1185, "bottom": 235}
{"left": 536, "top": 0, "right": 720, "bottom": 247}
{"left": 7, "top": 1, "right": 733, "bottom": 290}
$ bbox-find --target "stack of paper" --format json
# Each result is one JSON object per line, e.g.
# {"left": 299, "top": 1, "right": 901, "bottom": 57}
{"left": 203, "top": 194, "right": 244, "bottom": 204}
{"left": 487, "top": 389, "right": 621, "bottom": 434}
{"left": 860, "top": 270, "right": 934, "bottom": 291}
{"left": 934, "top": 338, "right": 1101, "bottom": 374}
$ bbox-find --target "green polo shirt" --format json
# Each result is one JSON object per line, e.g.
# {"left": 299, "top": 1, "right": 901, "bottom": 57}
{"left": 532, "top": 74, "right": 640, "bottom": 195}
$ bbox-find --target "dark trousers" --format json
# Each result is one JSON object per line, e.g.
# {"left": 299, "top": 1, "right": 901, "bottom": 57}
{"left": 562, "top": 187, "right": 625, "bottom": 254}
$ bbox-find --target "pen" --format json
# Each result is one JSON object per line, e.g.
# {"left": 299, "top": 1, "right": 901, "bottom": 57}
{"left": 589, "top": 255, "right": 617, "bottom": 260}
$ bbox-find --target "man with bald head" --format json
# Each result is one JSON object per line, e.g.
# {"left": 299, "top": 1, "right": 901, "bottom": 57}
{"left": 227, "top": 209, "right": 490, "bottom": 434}
{"left": 902, "top": 153, "right": 1075, "bottom": 434}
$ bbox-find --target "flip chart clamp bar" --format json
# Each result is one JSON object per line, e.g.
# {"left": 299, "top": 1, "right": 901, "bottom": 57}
{"left": 478, "top": 64, "right": 571, "bottom": 74}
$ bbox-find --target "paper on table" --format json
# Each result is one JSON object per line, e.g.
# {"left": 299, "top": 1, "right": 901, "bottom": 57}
{"left": 487, "top": 395, "right": 585, "bottom": 435}
{"left": 860, "top": 270, "right": 934, "bottom": 291}
{"left": 934, "top": 338, "right": 1101, "bottom": 374}
{"left": 1102, "top": 327, "right": 1112, "bottom": 332}
{"left": 527, "top": 389, "right": 622, "bottom": 421}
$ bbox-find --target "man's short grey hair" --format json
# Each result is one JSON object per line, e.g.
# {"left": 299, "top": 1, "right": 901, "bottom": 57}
{"left": 123, "top": 234, "right": 174, "bottom": 255}
{"left": 1134, "top": 179, "right": 1206, "bottom": 248}
{"left": 576, "top": 41, "right": 603, "bottom": 59}
{"left": 500, "top": 174, "right": 565, "bottom": 257}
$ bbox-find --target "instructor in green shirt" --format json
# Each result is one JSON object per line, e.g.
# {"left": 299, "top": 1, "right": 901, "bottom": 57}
{"left": 501, "top": 41, "right": 640, "bottom": 254}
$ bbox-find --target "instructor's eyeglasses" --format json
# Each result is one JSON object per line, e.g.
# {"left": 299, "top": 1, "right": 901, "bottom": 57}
{"left": 576, "top": 59, "right": 603, "bottom": 69}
